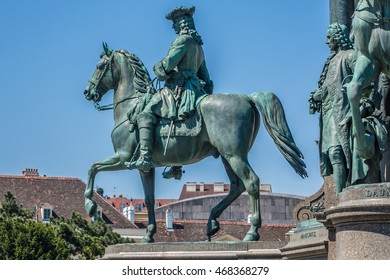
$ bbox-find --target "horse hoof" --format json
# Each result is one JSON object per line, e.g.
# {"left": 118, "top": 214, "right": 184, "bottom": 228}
{"left": 85, "top": 199, "right": 97, "bottom": 217}
{"left": 243, "top": 232, "right": 260, "bottom": 242}
{"left": 207, "top": 219, "right": 220, "bottom": 238}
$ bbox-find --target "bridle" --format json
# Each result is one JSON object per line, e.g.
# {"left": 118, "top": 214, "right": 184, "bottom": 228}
{"left": 86, "top": 53, "right": 114, "bottom": 107}
{"left": 87, "top": 51, "right": 157, "bottom": 111}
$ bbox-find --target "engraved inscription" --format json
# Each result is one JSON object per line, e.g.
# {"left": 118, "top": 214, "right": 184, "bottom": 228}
{"left": 300, "top": 231, "right": 317, "bottom": 239}
{"left": 365, "top": 188, "right": 390, "bottom": 198}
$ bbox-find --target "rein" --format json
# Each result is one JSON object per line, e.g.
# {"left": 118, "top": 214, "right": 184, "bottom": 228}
{"left": 94, "top": 95, "right": 140, "bottom": 111}
{"left": 111, "top": 117, "right": 130, "bottom": 137}
{"left": 94, "top": 77, "right": 158, "bottom": 112}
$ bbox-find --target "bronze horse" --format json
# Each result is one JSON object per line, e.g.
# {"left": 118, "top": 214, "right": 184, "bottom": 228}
{"left": 83, "top": 43, "right": 307, "bottom": 243}
{"left": 347, "top": 0, "right": 390, "bottom": 159}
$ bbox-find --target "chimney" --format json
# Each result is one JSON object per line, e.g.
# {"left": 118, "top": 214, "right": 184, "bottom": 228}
{"left": 22, "top": 168, "right": 39, "bottom": 177}
{"left": 260, "top": 184, "right": 272, "bottom": 193}
{"left": 186, "top": 182, "right": 196, "bottom": 192}
{"left": 213, "top": 182, "right": 224, "bottom": 192}
{"left": 166, "top": 209, "right": 173, "bottom": 231}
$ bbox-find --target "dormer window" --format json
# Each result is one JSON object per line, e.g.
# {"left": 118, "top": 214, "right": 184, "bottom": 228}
{"left": 40, "top": 203, "right": 53, "bottom": 223}
{"left": 93, "top": 206, "right": 103, "bottom": 222}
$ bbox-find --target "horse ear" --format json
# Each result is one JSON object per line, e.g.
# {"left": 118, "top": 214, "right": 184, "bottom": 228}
{"left": 102, "top": 42, "right": 113, "bottom": 56}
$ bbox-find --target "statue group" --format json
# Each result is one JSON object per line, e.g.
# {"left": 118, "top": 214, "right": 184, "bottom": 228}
{"left": 83, "top": 2, "right": 390, "bottom": 243}
{"left": 310, "top": 0, "right": 390, "bottom": 195}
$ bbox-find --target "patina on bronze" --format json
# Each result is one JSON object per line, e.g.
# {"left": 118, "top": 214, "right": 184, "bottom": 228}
{"left": 311, "top": 20, "right": 388, "bottom": 194}
{"left": 83, "top": 6, "right": 307, "bottom": 243}
{"left": 310, "top": 23, "right": 355, "bottom": 195}
{"left": 346, "top": 0, "right": 389, "bottom": 169}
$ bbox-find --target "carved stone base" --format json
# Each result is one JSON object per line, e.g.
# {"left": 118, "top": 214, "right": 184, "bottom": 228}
{"left": 102, "top": 241, "right": 286, "bottom": 260}
{"left": 324, "top": 183, "right": 390, "bottom": 259}
{"left": 292, "top": 176, "right": 338, "bottom": 223}
{"left": 285, "top": 175, "right": 339, "bottom": 260}
{"left": 280, "top": 219, "right": 328, "bottom": 260}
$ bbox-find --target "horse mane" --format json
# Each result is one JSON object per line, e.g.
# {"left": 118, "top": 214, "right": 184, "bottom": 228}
{"left": 117, "top": 49, "right": 156, "bottom": 95}
{"left": 116, "top": 49, "right": 156, "bottom": 130}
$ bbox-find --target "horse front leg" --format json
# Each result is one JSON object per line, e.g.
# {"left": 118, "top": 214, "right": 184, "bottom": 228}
{"left": 85, "top": 153, "right": 124, "bottom": 216}
{"left": 347, "top": 55, "right": 379, "bottom": 159}
{"left": 139, "top": 168, "right": 156, "bottom": 243}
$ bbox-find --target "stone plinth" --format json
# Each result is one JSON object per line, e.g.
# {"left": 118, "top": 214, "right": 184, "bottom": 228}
{"left": 280, "top": 219, "right": 328, "bottom": 260}
{"left": 102, "top": 241, "right": 286, "bottom": 260}
{"left": 324, "top": 183, "right": 390, "bottom": 259}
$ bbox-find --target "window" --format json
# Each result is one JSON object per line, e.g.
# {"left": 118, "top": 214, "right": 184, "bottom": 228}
{"left": 43, "top": 208, "right": 52, "bottom": 222}
{"left": 93, "top": 206, "right": 103, "bottom": 222}
{"left": 40, "top": 203, "right": 53, "bottom": 223}
{"left": 136, "top": 203, "right": 142, "bottom": 212}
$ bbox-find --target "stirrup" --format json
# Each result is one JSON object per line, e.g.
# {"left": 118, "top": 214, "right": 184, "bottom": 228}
{"left": 162, "top": 166, "right": 184, "bottom": 180}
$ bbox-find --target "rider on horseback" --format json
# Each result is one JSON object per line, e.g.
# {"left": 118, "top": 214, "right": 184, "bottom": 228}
{"left": 127, "top": 6, "right": 214, "bottom": 174}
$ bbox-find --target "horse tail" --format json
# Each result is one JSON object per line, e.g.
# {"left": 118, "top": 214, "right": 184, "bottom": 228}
{"left": 248, "top": 92, "right": 308, "bottom": 178}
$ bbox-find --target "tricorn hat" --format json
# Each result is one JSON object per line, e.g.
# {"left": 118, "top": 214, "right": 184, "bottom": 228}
{"left": 165, "top": 6, "right": 195, "bottom": 20}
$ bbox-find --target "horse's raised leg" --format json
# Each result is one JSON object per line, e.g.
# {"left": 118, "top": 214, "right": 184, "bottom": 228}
{"left": 347, "top": 54, "right": 380, "bottom": 159}
{"left": 207, "top": 157, "right": 246, "bottom": 240}
{"left": 139, "top": 168, "right": 156, "bottom": 243}
{"left": 85, "top": 153, "right": 124, "bottom": 217}
{"left": 224, "top": 155, "right": 261, "bottom": 241}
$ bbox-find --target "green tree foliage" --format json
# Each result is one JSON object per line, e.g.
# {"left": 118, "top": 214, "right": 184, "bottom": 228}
{"left": 51, "top": 213, "right": 131, "bottom": 259}
{"left": 0, "top": 191, "right": 34, "bottom": 219}
{"left": 0, "top": 218, "right": 70, "bottom": 259}
{"left": 0, "top": 192, "right": 133, "bottom": 260}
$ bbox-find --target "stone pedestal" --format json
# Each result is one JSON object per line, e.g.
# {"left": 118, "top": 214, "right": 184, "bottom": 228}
{"left": 103, "top": 241, "right": 286, "bottom": 260}
{"left": 324, "top": 183, "right": 390, "bottom": 259}
{"left": 280, "top": 219, "right": 328, "bottom": 260}
{"left": 282, "top": 176, "right": 338, "bottom": 259}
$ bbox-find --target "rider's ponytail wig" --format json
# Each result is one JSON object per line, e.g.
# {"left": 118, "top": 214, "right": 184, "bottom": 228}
{"left": 328, "top": 22, "right": 354, "bottom": 50}
{"left": 177, "top": 15, "right": 204, "bottom": 45}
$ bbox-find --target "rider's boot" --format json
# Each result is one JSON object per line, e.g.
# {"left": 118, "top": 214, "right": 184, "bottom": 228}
{"left": 162, "top": 166, "right": 184, "bottom": 180}
{"left": 128, "top": 115, "right": 156, "bottom": 172}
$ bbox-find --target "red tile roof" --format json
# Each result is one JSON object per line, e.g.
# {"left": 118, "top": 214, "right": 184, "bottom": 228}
{"left": 106, "top": 196, "right": 177, "bottom": 213}
{"left": 0, "top": 173, "right": 137, "bottom": 229}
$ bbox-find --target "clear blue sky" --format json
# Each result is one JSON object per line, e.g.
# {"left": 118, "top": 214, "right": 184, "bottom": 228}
{"left": 0, "top": 1, "right": 330, "bottom": 199}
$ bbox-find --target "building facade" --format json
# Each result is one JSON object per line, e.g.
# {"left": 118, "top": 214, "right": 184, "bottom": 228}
{"left": 154, "top": 182, "right": 305, "bottom": 224}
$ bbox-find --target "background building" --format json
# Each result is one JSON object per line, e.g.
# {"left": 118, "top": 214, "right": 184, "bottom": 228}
{"left": 0, "top": 170, "right": 306, "bottom": 242}
{"left": 154, "top": 182, "right": 305, "bottom": 224}
{"left": 0, "top": 169, "right": 145, "bottom": 239}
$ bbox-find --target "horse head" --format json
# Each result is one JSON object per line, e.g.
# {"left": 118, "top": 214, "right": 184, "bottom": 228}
{"left": 84, "top": 42, "right": 115, "bottom": 103}
{"left": 84, "top": 42, "right": 155, "bottom": 111}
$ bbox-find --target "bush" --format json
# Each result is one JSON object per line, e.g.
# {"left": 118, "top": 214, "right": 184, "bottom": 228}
{"left": 0, "top": 192, "right": 133, "bottom": 260}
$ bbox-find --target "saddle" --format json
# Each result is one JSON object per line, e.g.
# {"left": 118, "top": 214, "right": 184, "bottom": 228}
{"left": 156, "top": 110, "right": 202, "bottom": 137}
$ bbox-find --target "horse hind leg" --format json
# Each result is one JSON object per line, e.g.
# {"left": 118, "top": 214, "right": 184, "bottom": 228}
{"left": 223, "top": 155, "right": 261, "bottom": 242}
{"left": 207, "top": 157, "right": 246, "bottom": 241}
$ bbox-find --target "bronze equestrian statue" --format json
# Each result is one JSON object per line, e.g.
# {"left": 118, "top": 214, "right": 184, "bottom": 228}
{"left": 83, "top": 6, "right": 307, "bottom": 243}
